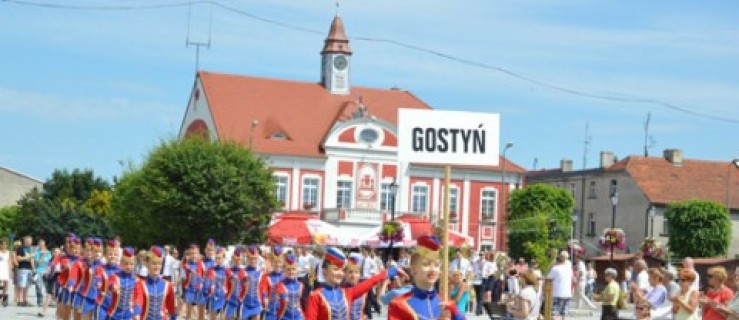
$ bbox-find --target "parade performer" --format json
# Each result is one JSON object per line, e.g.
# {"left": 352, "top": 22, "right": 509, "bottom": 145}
{"left": 387, "top": 235, "right": 465, "bottom": 320}
{"left": 276, "top": 254, "right": 304, "bottom": 320}
{"left": 342, "top": 256, "right": 367, "bottom": 320}
{"left": 105, "top": 247, "right": 137, "bottom": 320}
{"left": 264, "top": 246, "right": 285, "bottom": 320}
{"left": 69, "top": 238, "right": 94, "bottom": 320}
{"left": 305, "top": 247, "right": 399, "bottom": 320}
{"left": 181, "top": 244, "right": 205, "bottom": 320}
{"left": 78, "top": 238, "right": 106, "bottom": 320}
{"left": 224, "top": 248, "right": 248, "bottom": 320}
{"left": 132, "top": 246, "right": 177, "bottom": 320}
{"left": 198, "top": 239, "right": 217, "bottom": 308}
{"left": 57, "top": 234, "right": 81, "bottom": 320}
{"left": 99, "top": 239, "right": 121, "bottom": 320}
{"left": 204, "top": 247, "right": 229, "bottom": 320}
{"left": 242, "top": 246, "right": 267, "bottom": 320}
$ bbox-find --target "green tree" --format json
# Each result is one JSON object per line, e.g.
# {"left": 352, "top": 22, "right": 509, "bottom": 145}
{"left": 111, "top": 137, "right": 278, "bottom": 250}
{"left": 0, "top": 206, "right": 19, "bottom": 240}
{"left": 666, "top": 200, "right": 731, "bottom": 258}
{"left": 507, "top": 183, "right": 575, "bottom": 270}
{"left": 14, "top": 169, "right": 114, "bottom": 247}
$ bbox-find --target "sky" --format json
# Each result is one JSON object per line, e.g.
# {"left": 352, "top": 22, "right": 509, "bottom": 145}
{"left": 1, "top": 0, "right": 738, "bottom": 183}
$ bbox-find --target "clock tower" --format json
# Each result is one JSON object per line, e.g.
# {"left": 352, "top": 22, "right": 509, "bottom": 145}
{"left": 321, "top": 14, "right": 352, "bottom": 95}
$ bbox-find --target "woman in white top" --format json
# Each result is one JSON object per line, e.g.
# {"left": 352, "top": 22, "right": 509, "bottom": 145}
{"left": 671, "top": 269, "right": 699, "bottom": 320}
{"left": 506, "top": 270, "right": 540, "bottom": 320}
{"left": 0, "top": 240, "right": 10, "bottom": 307}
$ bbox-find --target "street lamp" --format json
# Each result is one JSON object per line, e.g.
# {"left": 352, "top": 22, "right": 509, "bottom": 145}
{"left": 609, "top": 181, "right": 618, "bottom": 266}
{"left": 387, "top": 178, "right": 400, "bottom": 262}
{"left": 648, "top": 206, "right": 656, "bottom": 238}
{"left": 500, "top": 142, "right": 514, "bottom": 250}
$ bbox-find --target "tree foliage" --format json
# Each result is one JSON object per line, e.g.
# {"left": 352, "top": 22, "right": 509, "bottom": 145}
{"left": 0, "top": 206, "right": 19, "bottom": 240}
{"left": 666, "top": 200, "right": 731, "bottom": 258}
{"left": 14, "top": 169, "right": 114, "bottom": 247}
{"left": 111, "top": 137, "right": 278, "bottom": 250}
{"left": 507, "top": 183, "right": 575, "bottom": 270}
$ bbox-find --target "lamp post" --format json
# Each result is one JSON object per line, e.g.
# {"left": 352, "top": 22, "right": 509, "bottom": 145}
{"left": 500, "top": 142, "right": 514, "bottom": 250}
{"left": 249, "top": 119, "right": 258, "bottom": 149}
{"left": 648, "top": 206, "right": 656, "bottom": 238}
{"left": 571, "top": 210, "right": 578, "bottom": 266}
{"left": 387, "top": 178, "right": 399, "bottom": 263}
{"left": 609, "top": 185, "right": 618, "bottom": 266}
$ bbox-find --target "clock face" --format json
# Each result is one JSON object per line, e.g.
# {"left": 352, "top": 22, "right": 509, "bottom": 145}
{"left": 333, "top": 55, "right": 348, "bottom": 70}
{"left": 359, "top": 128, "right": 379, "bottom": 144}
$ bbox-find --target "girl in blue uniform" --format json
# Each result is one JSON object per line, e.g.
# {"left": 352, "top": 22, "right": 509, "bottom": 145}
{"left": 276, "top": 254, "right": 304, "bottom": 320}
{"left": 204, "top": 247, "right": 228, "bottom": 319}
{"left": 264, "top": 246, "right": 285, "bottom": 320}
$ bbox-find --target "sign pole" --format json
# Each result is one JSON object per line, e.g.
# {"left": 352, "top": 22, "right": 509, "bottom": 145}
{"left": 441, "top": 164, "right": 451, "bottom": 299}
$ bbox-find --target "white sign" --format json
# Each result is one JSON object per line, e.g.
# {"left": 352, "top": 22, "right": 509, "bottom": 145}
{"left": 398, "top": 109, "right": 500, "bottom": 166}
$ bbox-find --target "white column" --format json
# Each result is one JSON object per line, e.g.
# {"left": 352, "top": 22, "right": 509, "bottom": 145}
{"left": 324, "top": 158, "right": 338, "bottom": 209}
{"left": 432, "top": 177, "right": 441, "bottom": 221}
{"left": 462, "top": 179, "right": 471, "bottom": 236}
{"left": 291, "top": 166, "right": 301, "bottom": 210}
{"left": 399, "top": 161, "right": 410, "bottom": 213}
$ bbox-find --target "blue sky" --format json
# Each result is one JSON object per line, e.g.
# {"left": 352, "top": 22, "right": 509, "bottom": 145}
{"left": 1, "top": 0, "right": 737, "bottom": 182}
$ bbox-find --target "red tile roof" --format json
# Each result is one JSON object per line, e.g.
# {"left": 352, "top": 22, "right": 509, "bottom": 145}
{"left": 608, "top": 156, "right": 739, "bottom": 209}
{"left": 198, "top": 71, "right": 432, "bottom": 158}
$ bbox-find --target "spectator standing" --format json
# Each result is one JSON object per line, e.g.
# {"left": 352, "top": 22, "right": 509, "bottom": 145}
{"left": 14, "top": 235, "right": 34, "bottom": 306}
{"left": 450, "top": 250, "right": 472, "bottom": 276}
{"left": 573, "top": 255, "right": 597, "bottom": 309}
{"left": 472, "top": 252, "right": 485, "bottom": 315}
{"left": 594, "top": 268, "right": 620, "bottom": 320}
{"left": 360, "top": 248, "right": 381, "bottom": 319}
{"left": 714, "top": 266, "right": 739, "bottom": 319}
{"left": 450, "top": 270, "right": 470, "bottom": 313}
{"left": 586, "top": 262, "right": 597, "bottom": 299}
{"left": 32, "top": 239, "right": 51, "bottom": 306}
{"left": 134, "top": 249, "right": 148, "bottom": 278}
{"left": 397, "top": 250, "right": 410, "bottom": 268}
{"left": 0, "top": 240, "right": 10, "bottom": 307}
{"left": 547, "top": 252, "right": 573, "bottom": 320}
{"left": 699, "top": 266, "right": 734, "bottom": 320}
{"left": 671, "top": 269, "right": 699, "bottom": 320}
{"left": 39, "top": 248, "right": 61, "bottom": 317}
{"left": 664, "top": 269, "right": 681, "bottom": 299}
{"left": 506, "top": 270, "right": 540, "bottom": 320}
{"left": 683, "top": 257, "right": 701, "bottom": 292}
{"left": 482, "top": 252, "right": 497, "bottom": 306}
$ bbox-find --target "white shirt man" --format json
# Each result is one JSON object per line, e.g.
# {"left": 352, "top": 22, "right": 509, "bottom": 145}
{"left": 361, "top": 253, "right": 378, "bottom": 280}
{"left": 161, "top": 246, "right": 175, "bottom": 279}
{"left": 297, "top": 250, "right": 313, "bottom": 278}
{"left": 450, "top": 252, "right": 472, "bottom": 276}
{"left": 547, "top": 257, "right": 573, "bottom": 299}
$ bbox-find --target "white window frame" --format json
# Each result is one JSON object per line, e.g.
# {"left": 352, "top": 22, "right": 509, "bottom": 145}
{"left": 273, "top": 173, "right": 289, "bottom": 209}
{"left": 302, "top": 175, "right": 322, "bottom": 211}
{"left": 336, "top": 179, "right": 353, "bottom": 209}
{"left": 380, "top": 181, "right": 393, "bottom": 211}
{"left": 441, "top": 186, "right": 460, "bottom": 215}
{"left": 480, "top": 188, "right": 498, "bottom": 222}
{"left": 411, "top": 184, "right": 429, "bottom": 213}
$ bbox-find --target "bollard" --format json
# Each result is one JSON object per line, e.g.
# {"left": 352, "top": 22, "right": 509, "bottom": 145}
{"left": 543, "top": 278, "right": 553, "bottom": 320}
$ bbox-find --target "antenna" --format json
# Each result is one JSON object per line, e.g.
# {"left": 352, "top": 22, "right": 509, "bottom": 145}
{"left": 644, "top": 112, "right": 651, "bottom": 157}
{"left": 581, "top": 122, "right": 591, "bottom": 169}
{"left": 186, "top": 1, "right": 213, "bottom": 71}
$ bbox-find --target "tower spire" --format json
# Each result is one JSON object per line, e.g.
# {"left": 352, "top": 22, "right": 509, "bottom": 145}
{"left": 321, "top": 9, "right": 352, "bottom": 95}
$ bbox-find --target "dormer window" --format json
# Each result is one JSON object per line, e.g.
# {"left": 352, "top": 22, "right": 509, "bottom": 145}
{"left": 270, "top": 132, "right": 289, "bottom": 140}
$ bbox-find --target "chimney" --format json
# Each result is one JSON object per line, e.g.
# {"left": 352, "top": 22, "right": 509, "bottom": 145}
{"left": 663, "top": 149, "right": 683, "bottom": 166}
{"left": 561, "top": 159, "right": 573, "bottom": 172}
{"left": 600, "top": 151, "right": 615, "bottom": 168}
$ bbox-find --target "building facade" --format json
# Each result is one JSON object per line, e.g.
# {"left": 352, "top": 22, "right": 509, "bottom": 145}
{"left": 528, "top": 149, "right": 739, "bottom": 258}
{"left": 177, "top": 14, "right": 525, "bottom": 250}
{"left": 0, "top": 166, "right": 42, "bottom": 207}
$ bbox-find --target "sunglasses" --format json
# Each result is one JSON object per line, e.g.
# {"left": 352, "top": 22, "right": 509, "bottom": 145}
{"left": 680, "top": 278, "right": 691, "bottom": 282}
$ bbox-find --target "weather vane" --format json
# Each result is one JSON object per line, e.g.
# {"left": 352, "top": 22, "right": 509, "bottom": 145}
{"left": 334, "top": 0, "right": 341, "bottom": 15}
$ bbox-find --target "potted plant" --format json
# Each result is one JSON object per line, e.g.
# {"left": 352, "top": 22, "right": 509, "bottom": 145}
{"left": 639, "top": 238, "right": 664, "bottom": 258}
{"left": 598, "top": 228, "right": 627, "bottom": 250}
{"left": 378, "top": 221, "right": 404, "bottom": 242}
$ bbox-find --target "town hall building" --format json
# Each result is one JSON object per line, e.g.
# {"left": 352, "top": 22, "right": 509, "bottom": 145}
{"left": 177, "top": 13, "right": 525, "bottom": 251}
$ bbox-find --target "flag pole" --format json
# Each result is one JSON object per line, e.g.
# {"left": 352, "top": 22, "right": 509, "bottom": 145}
{"left": 441, "top": 164, "right": 451, "bottom": 299}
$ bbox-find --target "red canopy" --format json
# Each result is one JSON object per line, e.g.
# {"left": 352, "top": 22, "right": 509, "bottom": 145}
{"left": 396, "top": 215, "right": 472, "bottom": 247}
{"left": 266, "top": 211, "right": 316, "bottom": 245}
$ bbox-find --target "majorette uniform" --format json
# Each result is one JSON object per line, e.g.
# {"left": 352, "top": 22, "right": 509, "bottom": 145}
{"left": 78, "top": 238, "right": 106, "bottom": 316}
{"left": 132, "top": 246, "right": 177, "bottom": 320}
{"left": 242, "top": 245, "right": 268, "bottom": 319}
{"left": 57, "top": 235, "right": 81, "bottom": 305}
{"left": 181, "top": 244, "right": 205, "bottom": 306}
{"left": 276, "top": 255, "right": 305, "bottom": 320}
{"left": 105, "top": 247, "right": 137, "bottom": 320}
{"left": 305, "top": 247, "right": 398, "bottom": 320}
{"left": 204, "top": 247, "right": 230, "bottom": 313}
{"left": 341, "top": 257, "right": 366, "bottom": 320}
{"left": 69, "top": 238, "right": 94, "bottom": 310}
{"left": 197, "top": 239, "right": 216, "bottom": 306}
{"left": 224, "top": 248, "right": 249, "bottom": 319}
{"left": 99, "top": 240, "right": 121, "bottom": 320}
{"left": 387, "top": 235, "right": 465, "bottom": 320}
{"left": 264, "top": 246, "right": 285, "bottom": 320}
